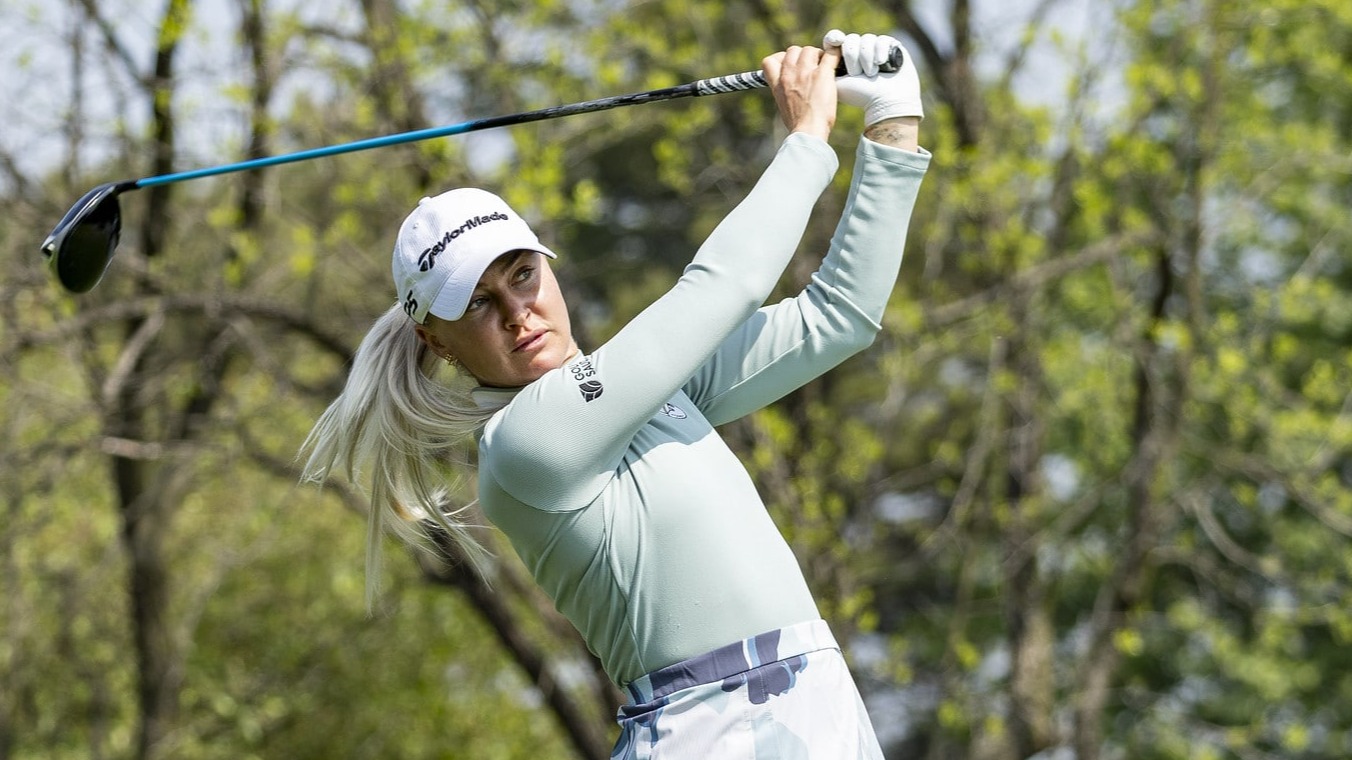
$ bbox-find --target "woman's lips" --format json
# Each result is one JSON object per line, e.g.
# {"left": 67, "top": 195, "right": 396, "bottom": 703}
{"left": 514, "top": 330, "right": 546, "bottom": 352}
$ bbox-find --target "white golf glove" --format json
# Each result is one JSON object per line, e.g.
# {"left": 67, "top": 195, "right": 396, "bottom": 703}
{"left": 824, "top": 29, "right": 923, "bottom": 126}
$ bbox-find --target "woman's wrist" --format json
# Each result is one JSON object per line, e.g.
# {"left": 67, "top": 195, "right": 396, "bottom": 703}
{"left": 863, "top": 117, "right": 920, "bottom": 151}
{"left": 791, "top": 121, "right": 833, "bottom": 142}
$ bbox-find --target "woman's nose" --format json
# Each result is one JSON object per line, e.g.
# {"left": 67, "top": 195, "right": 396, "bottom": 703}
{"left": 501, "top": 293, "right": 533, "bottom": 327}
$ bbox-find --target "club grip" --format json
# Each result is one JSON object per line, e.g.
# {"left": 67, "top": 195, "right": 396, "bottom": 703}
{"left": 834, "top": 45, "right": 905, "bottom": 76}
{"left": 694, "top": 45, "right": 906, "bottom": 97}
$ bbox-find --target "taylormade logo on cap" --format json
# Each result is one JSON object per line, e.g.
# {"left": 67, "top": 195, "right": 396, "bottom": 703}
{"left": 417, "top": 211, "right": 511, "bottom": 272}
{"left": 392, "top": 188, "right": 556, "bottom": 324}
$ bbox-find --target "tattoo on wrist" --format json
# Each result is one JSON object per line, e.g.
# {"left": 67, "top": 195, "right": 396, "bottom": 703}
{"left": 864, "top": 122, "right": 912, "bottom": 145}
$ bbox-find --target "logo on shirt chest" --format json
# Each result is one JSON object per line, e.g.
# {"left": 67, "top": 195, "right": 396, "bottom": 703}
{"left": 658, "top": 402, "right": 687, "bottom": 419}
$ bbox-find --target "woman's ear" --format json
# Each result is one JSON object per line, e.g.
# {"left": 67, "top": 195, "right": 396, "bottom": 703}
{"left": 413, "top": 323, "right": 440, "bottom": 352}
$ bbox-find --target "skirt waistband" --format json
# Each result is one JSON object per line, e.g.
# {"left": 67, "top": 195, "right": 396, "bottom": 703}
{"left": 625, "top": 619, "right": 839, "bottom": 703}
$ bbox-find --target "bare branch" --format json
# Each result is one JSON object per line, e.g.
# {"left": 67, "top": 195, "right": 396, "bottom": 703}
{"left": 998, "top": 0, "right": 1063, "bottom": 87}
{"left": 99, "top": 436, "right": 169, "bottom": 461}
{"left": 889, "top": 2, "right": 948, "bottom": 82}
{"left": 1211, "top": 450, "right": 1352, "bottom": 539}
{"left": 921, "top": 335, "right": 1006, "bottom": 558}
{"left": 1184, "top": 489, "right": 1279, "bottom": 581}
{"left": 15, "top": 294, "right": 354, "bottom": 361}
{"left": 100, "top": 308, "right": 165, "bottom": 407}
{"left": 923, "top": 228, "right": 1162, "bottom": 328}
{"left": 71, "top": 0, "right": 149, "bottom": 88}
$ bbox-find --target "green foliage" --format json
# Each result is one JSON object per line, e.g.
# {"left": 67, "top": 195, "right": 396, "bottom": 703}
{"left": 4, "top": 0, "right": 1352, "bottom": 758}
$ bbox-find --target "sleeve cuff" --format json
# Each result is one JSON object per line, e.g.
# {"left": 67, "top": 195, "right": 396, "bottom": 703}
{"left": 781, "top": 131, "right": 841, "bottom": 181}
{"left": 857, "top": 136, "right": 932, "bottom": 171}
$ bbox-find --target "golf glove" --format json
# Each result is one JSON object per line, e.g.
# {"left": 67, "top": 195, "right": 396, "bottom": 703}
{"left": 825, "top": 29, "right": 923, "bottom": 125}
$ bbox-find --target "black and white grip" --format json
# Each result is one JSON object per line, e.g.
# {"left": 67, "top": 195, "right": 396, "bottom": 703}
{"left": 695, "top": 71, "right": 770, "bottom": 96}
{"left": 694, "top": 45, "right": 905, "bottom": 97}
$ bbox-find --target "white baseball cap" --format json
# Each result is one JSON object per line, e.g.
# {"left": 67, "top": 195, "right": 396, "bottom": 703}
{"left": 392, "top": 188, "right": 557, "bottom": 323}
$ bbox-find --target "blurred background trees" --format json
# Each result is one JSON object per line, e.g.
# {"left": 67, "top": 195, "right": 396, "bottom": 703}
{"left": 2, "top": 0, "right": 1349, "bottom": 758}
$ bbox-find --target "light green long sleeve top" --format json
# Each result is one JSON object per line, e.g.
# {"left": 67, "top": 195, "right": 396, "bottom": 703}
{"left": 473, "top": 132, "right": 930, "bottom": 687}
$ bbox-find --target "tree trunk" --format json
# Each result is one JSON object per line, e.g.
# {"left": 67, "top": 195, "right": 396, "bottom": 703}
{"left": 422, "top": 536, "right": 618, "bottom": 760}
{"left": 113, "top": 3, "right": 194, "bottom": 753}
{"left": 886, "top": 0, "right": 985, "bottom": 148}
{"left": 1072, "top": 239, "right": 1191, "bottom": 757}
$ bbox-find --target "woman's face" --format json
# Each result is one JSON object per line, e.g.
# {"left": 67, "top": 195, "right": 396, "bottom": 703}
{"left": 415, "top": 250, "right": 578, "bottom": 388}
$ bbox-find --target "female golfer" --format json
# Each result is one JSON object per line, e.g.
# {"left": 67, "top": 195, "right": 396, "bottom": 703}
{"left": 304, "top": 30, "right": 929, "bottom": 758}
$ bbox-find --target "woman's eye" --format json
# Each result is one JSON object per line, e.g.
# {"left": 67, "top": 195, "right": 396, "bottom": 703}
{"left": 467, "top": 295, "right": 489, "bottom": 311}
{"left": 514, "top": 266, "right": 535, "bottom": 283}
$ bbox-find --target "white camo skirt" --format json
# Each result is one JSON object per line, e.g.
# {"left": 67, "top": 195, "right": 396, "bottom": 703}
{"left": 611, "top": 619, "right": 884, "bottom": 759}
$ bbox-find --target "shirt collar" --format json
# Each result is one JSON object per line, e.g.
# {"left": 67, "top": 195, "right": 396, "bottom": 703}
{"left": 468, "top": 348, "right": 582, "bottom": 412}
{"left": 470, "top": 385, "right": 521, "bottom": 411}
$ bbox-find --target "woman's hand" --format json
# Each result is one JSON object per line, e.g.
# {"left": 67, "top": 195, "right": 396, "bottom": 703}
{"left": 761, "top": 44, "right": 841, "bottom": 141}
{"left": 826, "top": 30, "right": 922, "bottom": 151}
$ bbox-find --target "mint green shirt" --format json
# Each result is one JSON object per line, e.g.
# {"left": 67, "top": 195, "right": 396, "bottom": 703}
{"left": 474, "top": 133, "right": 930, "bottom": 686}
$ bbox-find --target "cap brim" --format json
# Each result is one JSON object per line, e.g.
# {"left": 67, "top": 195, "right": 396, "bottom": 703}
{"left": 426, "top": 246, "right": 557, "bottom": 321}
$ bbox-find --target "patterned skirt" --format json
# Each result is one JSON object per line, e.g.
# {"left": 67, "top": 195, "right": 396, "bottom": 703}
{"left": 612, "top": 619, "right": 884, "bottom": 759}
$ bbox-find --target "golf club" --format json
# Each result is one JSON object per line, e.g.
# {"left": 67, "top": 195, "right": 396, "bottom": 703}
{"left": 41, "top": 47, "right": 904, "bottom": 294}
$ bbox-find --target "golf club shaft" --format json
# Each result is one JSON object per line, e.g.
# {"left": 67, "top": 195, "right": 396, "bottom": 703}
{"left": 43, "top": 46, "right": 907, "bottom": 294}
{"left": 134, "top": 71, "right": 771, "bottom": 190}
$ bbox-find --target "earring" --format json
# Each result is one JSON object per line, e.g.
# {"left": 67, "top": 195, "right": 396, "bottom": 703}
{"left": 444, "top": 354, "right": 458, "bottom": 367}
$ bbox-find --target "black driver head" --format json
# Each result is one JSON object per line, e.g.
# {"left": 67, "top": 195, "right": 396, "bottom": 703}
{"left": 41, "top": 182, "right": 133, "bottom": 293}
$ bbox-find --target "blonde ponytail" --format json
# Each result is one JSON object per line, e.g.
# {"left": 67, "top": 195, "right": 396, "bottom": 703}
{"left": 300, "top": 302, "right": 497, "bottom": 608}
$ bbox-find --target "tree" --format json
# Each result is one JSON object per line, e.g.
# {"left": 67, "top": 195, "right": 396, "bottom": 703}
{"left": 4, "top": 1, "right": 1351, "bottom": 758}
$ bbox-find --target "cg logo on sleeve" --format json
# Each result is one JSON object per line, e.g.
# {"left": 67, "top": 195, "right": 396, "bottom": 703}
{"left": 569, "top": 357, "right": 604, "bottom": 402}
